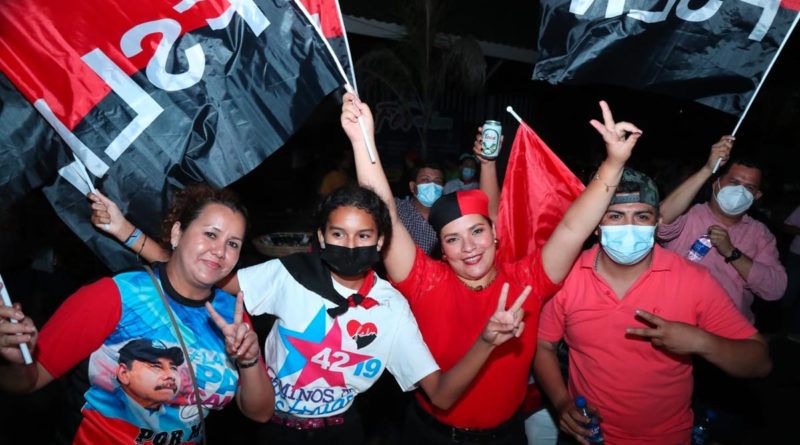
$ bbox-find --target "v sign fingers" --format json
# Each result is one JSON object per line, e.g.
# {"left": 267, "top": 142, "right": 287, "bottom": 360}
{"left": 495, "top": 283, "right": 510, "bottom": 313}
{"left": 233, "top": 292, "right": 245, "bottom": 325}
{"left": 508, "top": 285, "right": 532, "bottom": 313}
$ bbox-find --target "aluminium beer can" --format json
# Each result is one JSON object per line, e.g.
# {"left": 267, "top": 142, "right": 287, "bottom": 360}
{"left": 481, "top": 120, "right": 502, "bottom": 159}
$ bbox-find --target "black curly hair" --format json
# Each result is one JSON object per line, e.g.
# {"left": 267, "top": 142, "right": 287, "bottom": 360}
{"left": 313, "top": 184, "right": 392, "bottom": 250}
{"left": 161, "top": 184, "right": 249, "bottom": 247}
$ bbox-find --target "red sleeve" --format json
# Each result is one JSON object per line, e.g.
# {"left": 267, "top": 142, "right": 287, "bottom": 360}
{"left": 695, "top": 272, "right": 757, "bottom": 340}
{"left": 538, "top": 290, "right": 566, "bottom": 343}
{"left": 36, "top": 277, "right": 122, "bottom": 379}
{"left": 390, "top": 246, "right": 449, "bottom": 306}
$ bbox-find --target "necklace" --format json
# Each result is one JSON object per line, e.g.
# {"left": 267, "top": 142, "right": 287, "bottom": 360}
{"left": 462, "top": 268, "right": 498, "bottom": 291}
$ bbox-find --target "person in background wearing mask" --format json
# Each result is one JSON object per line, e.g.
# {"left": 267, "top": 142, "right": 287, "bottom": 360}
{"left": 443, "top": 153, "right": 480, "bottom": 194}
{"left": 658, "top": 136, "right": 786, "bottom": 322}
{"left": 534, "top": 168, "right": 771, "bottom": 445}
{"left": 395, "top": 161, "right": 446, "bottom": 257}
{"left": 397, "top": 131, "right": 501, "bottom": 258}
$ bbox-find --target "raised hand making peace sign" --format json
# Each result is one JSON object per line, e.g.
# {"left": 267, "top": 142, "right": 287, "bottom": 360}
{"left": 589, "top": 100, "right": 642, "bottom": 168}
{"left": 480, "top": 283, "right": 533, "bottom": 346}
{"left": 206, "top": 293, "right": 260, "bottom": 368}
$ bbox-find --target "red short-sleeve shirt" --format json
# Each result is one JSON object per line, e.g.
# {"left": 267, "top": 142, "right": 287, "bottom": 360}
{"left": 393, "top": 247, "right": 561, "bottom": 428}
{"left": 539, "top": 245, "right": 757, "bottom": 444}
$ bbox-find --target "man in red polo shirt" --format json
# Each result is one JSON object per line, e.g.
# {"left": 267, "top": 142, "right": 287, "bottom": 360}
{"left": 534, "top": 168, "right": 772, "bottom": 445}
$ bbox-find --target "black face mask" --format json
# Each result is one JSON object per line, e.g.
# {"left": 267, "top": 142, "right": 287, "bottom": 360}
{"left": 319, "top": 244, "right": 380, "bottom": 277}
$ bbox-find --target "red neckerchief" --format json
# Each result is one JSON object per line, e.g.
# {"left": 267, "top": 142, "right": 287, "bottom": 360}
{"left": 346, "top": 270, "right": 379, "bottom": 310}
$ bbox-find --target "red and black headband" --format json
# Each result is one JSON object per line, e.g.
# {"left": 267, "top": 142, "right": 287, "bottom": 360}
{"left": 429, "top": 189, "right": 490, "bottom": 233}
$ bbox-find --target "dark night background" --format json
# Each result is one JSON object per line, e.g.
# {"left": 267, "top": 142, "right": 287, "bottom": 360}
{"left": 1, "top": 1, "right": 799, "bottom": 443}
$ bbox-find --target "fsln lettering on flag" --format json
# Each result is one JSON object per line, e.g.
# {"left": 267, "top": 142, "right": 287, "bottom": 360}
{"left": 0, "top": 0, "right": 344, "bottom": 271}
{"left": 533, "top": 0, "right": 799, "bottom": 115}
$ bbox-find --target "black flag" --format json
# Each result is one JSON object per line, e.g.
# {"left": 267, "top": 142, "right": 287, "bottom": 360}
{"left": 533, "top": 0, "right": 799, "bottom": 115}
{"left": 0, "top": 0, "right": 344, "bottom": 271}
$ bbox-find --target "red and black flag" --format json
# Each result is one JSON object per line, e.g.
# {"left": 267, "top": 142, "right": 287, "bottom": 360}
{"left": 298, "top": 0, "right": 357, "bottom": 87}
{"left": 533, "top": 0, "right": 800, "bottom": 115}
{"left": 0, "top": 0, "right": 344, "bottom": 271}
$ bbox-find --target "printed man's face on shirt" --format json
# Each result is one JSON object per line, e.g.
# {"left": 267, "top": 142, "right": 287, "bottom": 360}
{"left": 117, "top": 357, "right": 182, "bottom": 409}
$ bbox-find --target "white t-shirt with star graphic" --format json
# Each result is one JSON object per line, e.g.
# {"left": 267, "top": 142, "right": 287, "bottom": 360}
{"left": 238, "top": 258, "right": 439, "bottom": 418}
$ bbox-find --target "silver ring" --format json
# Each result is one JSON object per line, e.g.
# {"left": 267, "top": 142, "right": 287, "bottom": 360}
{"left": 244, "top": 324, "right": 250, "bottom": 332}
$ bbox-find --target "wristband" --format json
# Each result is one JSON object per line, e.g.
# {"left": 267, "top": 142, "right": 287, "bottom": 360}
{"left": 124, "top": 228, "right": 142, "bottom": 248}
{"left": 237, "top": 357, "right": 260, "bottom": 369}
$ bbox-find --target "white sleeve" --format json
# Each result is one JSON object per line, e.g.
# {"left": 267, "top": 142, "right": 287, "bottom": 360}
{"left": 237, "top": 259, "right": 283, "bottom": 316}
{"left": 385, "top": 299, "right": 440, "bottom": 391}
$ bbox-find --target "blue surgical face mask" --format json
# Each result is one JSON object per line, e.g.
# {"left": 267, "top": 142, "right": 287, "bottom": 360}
{"left": 599, "top": 224, "right": 656, "bottom": 265}
{"left": 415, "top": 182, "right": 443, "bottom": 207}
{"left": 461, "top": 167, "right": 476, "bottom": 180}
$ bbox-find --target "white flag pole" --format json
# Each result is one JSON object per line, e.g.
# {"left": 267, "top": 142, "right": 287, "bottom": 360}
{"left": 506, "top": 106, "right": 524, "bottom": 124}
{"left": 710, "top": 12, "right": 800, "bottom": 174}
{"left": 292, "top": 0, "right": 376, "bottom": 163}
{"left": 0, "top": 274, "right": 34, "bottom": 365}
{"left": 731, "top": 12, "right": 800, "bottom": 138}
{"left": 333, "top": 0, "right": 358, "bottom": 92}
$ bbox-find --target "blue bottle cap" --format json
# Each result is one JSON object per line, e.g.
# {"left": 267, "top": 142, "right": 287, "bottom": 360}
{"left": 575, "top": 396, "right": 587, "bottom": 408}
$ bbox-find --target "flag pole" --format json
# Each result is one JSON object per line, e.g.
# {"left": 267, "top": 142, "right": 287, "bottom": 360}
{"left": 731, "top": 12, "right": 800, "bottom": 137}
{"left": 292, "top": 0, "right": 376, "bottom": 163}
{"left": 506, "top": 106, "right": 524, "bottom": 124}
{"left": 0, "top": 274, "right": 33, "bottom": 365}
{"left": 333, "top": 0, "right": 358, "bottom": 92}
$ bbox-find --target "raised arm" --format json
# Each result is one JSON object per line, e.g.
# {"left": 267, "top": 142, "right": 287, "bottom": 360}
{"left": 89, "top": 190, "right": 171, "bottom": 263}
{"left": 474, "top": 127, "right": 501, "bottom": 222}
{"left": 417, "top": 284, "right": 529, "bottom": 409}
{"left": 659, "top": 135, "right": 734, "bottom": 224}
{"left": 340, "top": 92, "right": 417, "bottom": 282}
{"left": 540, "top": 101, "right": 641, "bottom": 284}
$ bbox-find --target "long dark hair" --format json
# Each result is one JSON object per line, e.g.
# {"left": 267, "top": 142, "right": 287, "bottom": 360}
{"left": 313, "top": 184, "right": 392, "bottom": 250}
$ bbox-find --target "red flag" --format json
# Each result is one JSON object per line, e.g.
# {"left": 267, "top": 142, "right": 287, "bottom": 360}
{"left": 495, "top": 121, "right": 585, "bottom": 263}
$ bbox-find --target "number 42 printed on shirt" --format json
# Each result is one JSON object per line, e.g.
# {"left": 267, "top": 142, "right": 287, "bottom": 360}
{"left": 310, "top": 348, "right": 382, "bottom": 378}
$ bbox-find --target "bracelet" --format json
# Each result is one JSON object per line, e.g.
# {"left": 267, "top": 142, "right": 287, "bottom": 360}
{"left": 124, "top": 228, "right": 142, "bottom": 248}
{"left": 137, "top": 235, "right": 148, "bottom": 256}
{"left": 592, "top": 173, "right": 619, "bottom": 193}
{"left": 237, "top": 357, "right": 260, "bottom": 369}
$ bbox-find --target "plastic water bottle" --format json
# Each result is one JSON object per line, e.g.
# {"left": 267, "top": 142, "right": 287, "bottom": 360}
{"left": 691, "top": 409, "right": 716, "bottom": 445}
{"left": 687, "top": 235, "right": 712, "bottom": 262}
{"left": 575, "top": 395, "right": 604, "bottom": 443}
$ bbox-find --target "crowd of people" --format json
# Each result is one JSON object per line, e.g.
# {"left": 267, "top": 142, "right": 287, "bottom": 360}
{"left": 0, "top": 91, "right": 796, "bottom": 445}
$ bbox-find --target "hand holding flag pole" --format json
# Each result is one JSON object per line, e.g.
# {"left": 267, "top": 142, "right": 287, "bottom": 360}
{"left": 0, "top": 274, "right": 33, "bottom": 365}
{"left": 715, "top": 10, "right": 800, "bottom": 175}
{"left": 344, "top": 84, "right": 376, "bottom": 164}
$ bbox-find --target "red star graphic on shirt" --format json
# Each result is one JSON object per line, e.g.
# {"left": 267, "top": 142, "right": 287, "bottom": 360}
{"left": 286, "top": 319, "right": 373, "bottom": 388}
